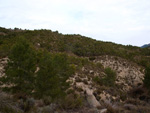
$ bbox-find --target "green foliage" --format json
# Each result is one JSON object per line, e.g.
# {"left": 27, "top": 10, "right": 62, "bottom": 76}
{"left": 34, "top": 51, "right": 75, "bottom": 101}
{"left": 103, "top": 67, "right": 116, "bottom": 87}
{"left": 96, "top": 62, "right": 104, "bottom": 69}
{"left": 0, "top": 37, "right": 37, "bottom": 95}
{"left": 68, "top": 56, "right": 89, "bottom": 70}
{"left": 0, "top": 27, "right": 10, "bottom": 34}
{"left": 93, "top": 76, "right": 101, "bottom": 84}
{"left": 89, "top": 56, "right": 96, "bottom": 61}
{"left": 0, "top": 44, "right": 10, "bottom": 57}
{"left": 93, "top": 67, "right": 116, "bottom": 87}
{"left": 1, "top": 27, "right": 150, "bottom": 66}
{"left": 143, "top": 65, "right": 150, "bottom": 90}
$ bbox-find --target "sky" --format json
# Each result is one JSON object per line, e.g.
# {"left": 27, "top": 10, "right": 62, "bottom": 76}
{"left": 0, "top": 0, "right": 150, "bottom": 46}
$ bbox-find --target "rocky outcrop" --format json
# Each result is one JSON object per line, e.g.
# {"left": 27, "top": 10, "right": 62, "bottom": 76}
{"left": 68, "top": 73, "right": 101, "bottom": 108}
{"left": 94, "top": 55, "right": 144, "bottom": 91}
{"left": 77, "top": 82, "right": 100, "bottom": 107}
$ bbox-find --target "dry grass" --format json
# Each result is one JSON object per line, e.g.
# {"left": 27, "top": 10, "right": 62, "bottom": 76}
{"left": 0, "top": 91, "right": 22, "bottom": 113}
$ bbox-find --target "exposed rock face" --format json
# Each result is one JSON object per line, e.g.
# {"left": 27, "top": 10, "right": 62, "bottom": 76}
{"left": 78, "top": 83, "right": 100, "bottom": 107}
{"left": 69, "top": 74, "right": 101, "bottom": 108}
{"left": 85, "top": 87, "right": 101, "bottom": 107}
{"left": 94, "top": 55, "right": 144, "bottom": 91}
{"left": 0, "top": 57, "right": 8, "bottom": 77}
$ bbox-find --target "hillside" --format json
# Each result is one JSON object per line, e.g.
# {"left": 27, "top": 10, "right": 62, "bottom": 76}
{"left": 0, "top": 27, "right": 150, "bottom": 113}
{"left": 0, "top": 27, "right": 150, "bottom": 59}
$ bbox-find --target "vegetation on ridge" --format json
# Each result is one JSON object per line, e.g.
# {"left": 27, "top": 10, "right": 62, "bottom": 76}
{"left": 0, "top": 27, "right": 150, "bottom": 67}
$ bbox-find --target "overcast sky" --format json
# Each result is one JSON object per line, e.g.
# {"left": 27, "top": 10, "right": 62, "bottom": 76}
{"left": 0, "top": 0, "right": 150, "bottom": 46}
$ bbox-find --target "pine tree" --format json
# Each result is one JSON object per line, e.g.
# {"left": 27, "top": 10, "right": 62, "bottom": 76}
{"left": 35, "top": 51, "right": 74, "bottom": 100}
{"left": 0, "top": 37, "right": 37, "bottom": 95}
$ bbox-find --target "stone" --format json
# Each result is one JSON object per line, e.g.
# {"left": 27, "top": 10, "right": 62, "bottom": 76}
{"left": 124, "top": 104, "right": 136, "bottom": 110}
{"left": 86, "top": 88, "right": 101, "bottom": 108}
{"left": 100, "top": 108, "right": 107, "bottom": 113}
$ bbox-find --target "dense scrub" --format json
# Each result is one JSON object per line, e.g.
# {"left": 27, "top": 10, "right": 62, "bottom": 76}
{"left": 0, "top": 27, "right": 150, "bottom": 66}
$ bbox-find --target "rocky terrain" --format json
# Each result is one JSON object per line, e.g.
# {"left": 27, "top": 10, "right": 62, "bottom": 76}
{"left": 94, "top": 55, "right": 144, "bottom": 91}
{"left": 1, "top": 55, "right": 150, "bottom": 113}
{"left": 57, "top": 56, "right": 149, "bottom": 112}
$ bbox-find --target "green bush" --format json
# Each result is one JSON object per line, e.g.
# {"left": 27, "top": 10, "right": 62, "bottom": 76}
{"left": 93, "top": 68, "right": 116, "bottom": 87}
{"left": 93, "top": 76, "right": 101, "bottom": 84}
{"left": 102, "top": 67, "right": 116, "bottom": 87}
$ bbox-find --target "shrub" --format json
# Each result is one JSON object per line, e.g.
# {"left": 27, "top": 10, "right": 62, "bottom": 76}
{"left": 143, "top": 65, "right": 150, "bottom": 90}
{"left": 66, "top": 88, "right": 75, "bottom": 94}
{"left": 24, "top": 98, "right": 35, "bottom": 112}
{"left": 93, "top": 68, "right": 116, "bottom": 87}
{"left": 102, "top": 67, "right": 116, "bottom": 87}
{"left": 89, "top": 56, "right": 96, "bottom": 61}
{"left": 96, "top": 62, "right": 104, "bottom": 69}
{"left": 0, "top": 91, "right": 22, "bottom": 113}
{"left": 61, "top": 93, "right": 83, "bottom": 109}
{"left": 43, "top": 96, "right": 52, "bottom": 105}
{"left": 93, "top": 76, "right": 101, "bottom": 84}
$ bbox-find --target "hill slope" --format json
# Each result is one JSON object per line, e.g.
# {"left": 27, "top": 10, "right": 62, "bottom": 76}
{"left": 0, "top": 27, "right": 150, "bottom": 113}
{"left": 0, "top": 27, "right": 150, "bottom": 65}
